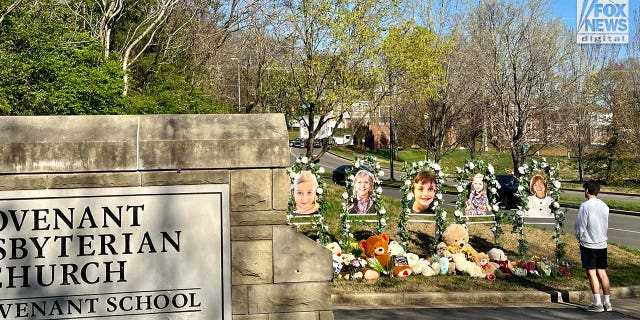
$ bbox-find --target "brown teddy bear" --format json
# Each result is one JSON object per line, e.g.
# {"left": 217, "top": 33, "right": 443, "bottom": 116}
{"left": 439, "top": 223, "right": 478, "bottom": 256}
{"left": 474, "top": 252, "right": 500, "bottom": 280}
{"left": 359, "top": 234, "right": 412, "bottom": 280}
{"left": 437, "top": 224, "right": 479, "bottom": 275}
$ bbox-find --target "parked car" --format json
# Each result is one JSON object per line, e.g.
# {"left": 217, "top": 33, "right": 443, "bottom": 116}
{"left": 495, "top": 174, "right": 520, "bottom": 209}
{"left": 332, "top": 164, "right": 372, "bottom": 185}
{"left": 289, "top": 138, "right": 303, "bottom": 148}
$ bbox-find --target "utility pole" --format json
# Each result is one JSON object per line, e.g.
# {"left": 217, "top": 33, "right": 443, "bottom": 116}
{"left": 389, "top": 111, "right": 395, "bottom": 181}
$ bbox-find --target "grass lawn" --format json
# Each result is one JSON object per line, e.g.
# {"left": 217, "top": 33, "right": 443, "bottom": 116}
{"left": 301, "top": 181, "right": 640, "bottom": 294}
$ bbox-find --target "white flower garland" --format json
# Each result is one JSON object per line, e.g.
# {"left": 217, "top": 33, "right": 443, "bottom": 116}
{"left": 511, "top": 157, "right": 566, "bottom": 261}
{"left": 339, "top": 155, "right": 387, "bottom": 248}
{"left": 453, "top": 159, "right": 505, "bottom": 246}
{"left": 287, "top": 155, "right": 331, "bottom": 245}
{"left": 397, "top": 160, "right": 447, "bottom": 251}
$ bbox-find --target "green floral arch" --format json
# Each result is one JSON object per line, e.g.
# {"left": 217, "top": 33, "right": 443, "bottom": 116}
{"left": 287, "top": 155, "right": 331, "bottom": 245}
{"left": 511, "top": 157, "right": 567, "bottom": 261}
{"left": 397, "top": 160, "right": 447, "bottom": 251}
{"left": 338, "top": 155, "right": 387, "bottom": 249}
{"left": 453, "top": 159, "right": 505, "bottom": 247}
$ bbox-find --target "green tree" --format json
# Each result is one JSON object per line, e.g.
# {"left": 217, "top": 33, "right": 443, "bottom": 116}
{"left": 0, "top": 0, "right": 125, "bottom": 115}
{"left": 587, "top": 60, "right": 640, "bottom": 185}
{"left": 277, "top": 0, "right": 404, "bottom": 161}
{"left": 381, "top": 22, "right": 452, "bottom": 161}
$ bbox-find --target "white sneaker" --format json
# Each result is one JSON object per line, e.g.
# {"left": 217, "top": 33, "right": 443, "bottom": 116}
{"left": 585, "top": 303, "right": 604, "bottom": 312}
{"left": 603, "top": 302, "right": 613, "bottom": 312}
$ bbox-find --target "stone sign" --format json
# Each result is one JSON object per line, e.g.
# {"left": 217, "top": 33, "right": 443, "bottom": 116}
{"left": 0, "top": 184, "right": 230, "bottom": 320}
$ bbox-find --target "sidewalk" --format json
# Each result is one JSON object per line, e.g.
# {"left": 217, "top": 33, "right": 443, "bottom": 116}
{"left": 333, "top": 297, "right": 640, "bottom": 320}
{"left": 332, "top": 285, "right": 640, "bottom": 308}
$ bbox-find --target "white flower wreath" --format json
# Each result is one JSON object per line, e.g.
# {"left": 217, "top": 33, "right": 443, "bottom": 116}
{"left": 397, "top": 160, "right": 447, "bottom": 250}
{"left": 287, "top": 155, "right": 330, "bottom": 245}
{"left": 339, "top": 155, "right": 387, "bottom": 248}
{"left": 453, "top": 159, "right": 505, "bottom": 246}
{"left": 453, "top": 160, "right": 501, "bottom": 221}
{"left": 512, "top": 157, "right": 566, "bottom": 261}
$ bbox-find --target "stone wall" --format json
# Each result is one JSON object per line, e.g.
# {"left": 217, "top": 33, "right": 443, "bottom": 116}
{"left": 0, "top": 114, "right": 334, "bottom": 320}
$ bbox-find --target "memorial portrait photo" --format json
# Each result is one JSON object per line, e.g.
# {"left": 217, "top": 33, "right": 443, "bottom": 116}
{"left": 292, "top": 170, "right": 320, "bottom": 215}
{"left": 465, "top": 173, "right": 491, "bottom": 216}
{"left": 525, "top": 174, "right": 553, "bottom": 217}
{"left": 410, "top": 171, "right": 437, "bottom": 214}
{"left": 348, "top": 169, "right": 376, "bottom": 214}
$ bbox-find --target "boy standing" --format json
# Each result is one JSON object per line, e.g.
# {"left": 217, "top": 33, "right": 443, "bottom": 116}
{"left": 575, "top": 179, "right": 612, "bottom": 312}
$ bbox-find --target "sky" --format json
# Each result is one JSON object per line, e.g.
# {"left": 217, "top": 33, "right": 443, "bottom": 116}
{"left": 552, "top": 0, "right": 579, "bottom": 27}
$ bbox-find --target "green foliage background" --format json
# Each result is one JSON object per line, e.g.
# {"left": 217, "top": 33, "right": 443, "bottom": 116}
{"left": 0, "top": 0, "right": 227, "bottom": 116}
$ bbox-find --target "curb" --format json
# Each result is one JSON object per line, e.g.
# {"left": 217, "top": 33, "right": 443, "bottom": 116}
{"left": 331, "top": 285, "right": 640, "bottom": 308}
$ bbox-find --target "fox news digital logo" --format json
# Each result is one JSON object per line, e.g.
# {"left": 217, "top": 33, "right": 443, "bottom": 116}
{"left": 577, "top": 0, "right": 629, "bottom": 44}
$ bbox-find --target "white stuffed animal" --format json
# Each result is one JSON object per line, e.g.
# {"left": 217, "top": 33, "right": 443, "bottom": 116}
{"left": 406, "top": 253, "right": 424, "bottom": 274}
{"left": 387, "top": 241, "right": 406, "bottom": 256}
{"left": 487, "top": 247, "right": 508, "bottom": 262}
{"left": 451, "top": 252, "right": 485, "bottom": 278}
{"left": 325, "top": 242, "right": 343, "bottom": 275}
{"left": 406, "top": 253, "right": 440, "bottom": 277}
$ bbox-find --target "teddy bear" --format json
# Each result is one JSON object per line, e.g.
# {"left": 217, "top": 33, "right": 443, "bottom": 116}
{"left": 387, "top": 241, "right": 405, "bottom": 256}
{"left": 437, "top": 223, "right": 479, "bottom": 275}
{"left": 439, "top": 223, "right": 478, "bottom": 256}
{"left": 359, "top": 234, "right": 412, "bottom": 279}
{"left": 487, "top": 247, "right": 512, "bottom": 279}
{"left": 325, "top": 242, "right": 343, "bottom": 276}
{"left": 474, "top": 252, "right": 500, "bottom": 280}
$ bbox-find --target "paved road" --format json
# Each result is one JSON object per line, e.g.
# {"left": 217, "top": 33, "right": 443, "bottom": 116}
{"left": 333, "top": 298, "right": 640, "bottom": 320}
{"left": 289, "top": 148, "right": 640, "bottom": 250}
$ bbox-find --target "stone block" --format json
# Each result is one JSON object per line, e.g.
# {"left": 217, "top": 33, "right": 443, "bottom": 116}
{"left": 137, "top": 114, "right": 289, "bottom": 170}
{"left": 232, "top": 226, "right": 273, "bottom": 241}
{"left": 47, "top": 172, "right": 140, "bottom": 189}
{"left": 232, "top": 240, "right": 273, "bottom": 285}
{"left": 0, "top": 115, "right": 138, "bottom": 172}
{"left": 273, "top": 226, "right": 333, "bottom": 283}
{"left": 273, "top": 168, "right": 290, "bottom": 210}
{"left": 231, "top": 211, "right": 287, "bottom": 226}
{"left": 269, "top": 311, "right": 322, "bottom": 320}
{"left": 141, "top": 169, "right": 229, "bottom": 186}
{"left": 232, "top": 315, "right": 269, "bottom": 320}
{"left": 0, "top": 174, "right": 47, "bottom": 191}
{"left": 319, "top": 310, "right": 335, "bottom": 320}
{"left": 232, "top": 285, "right": 249, "bottom": 315}
{"left": 248, "top": 283, "right": 331, "bottom": 314}
{"left": 231, "top": 170, "right": 272, "bottom": 211}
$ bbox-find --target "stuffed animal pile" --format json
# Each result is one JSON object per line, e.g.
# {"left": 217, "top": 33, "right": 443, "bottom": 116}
{"left": 326, "top": 224, "right": 518, "bottom": 281}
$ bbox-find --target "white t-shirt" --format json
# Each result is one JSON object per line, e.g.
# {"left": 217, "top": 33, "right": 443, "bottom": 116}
{"left": 575, "top": 197, "right": 609, "bottom": 249}
{"left": 525, "top": 195, "right": 553, "bottom": 217}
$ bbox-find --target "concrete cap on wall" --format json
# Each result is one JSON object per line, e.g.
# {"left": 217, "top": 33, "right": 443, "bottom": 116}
{"left": 0, "top": 114, "right": 289, "bottom": 173}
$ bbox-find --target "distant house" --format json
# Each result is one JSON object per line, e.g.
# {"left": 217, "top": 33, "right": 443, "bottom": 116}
{"left": 591, "top": 112, "right": 611, "bottom": 145}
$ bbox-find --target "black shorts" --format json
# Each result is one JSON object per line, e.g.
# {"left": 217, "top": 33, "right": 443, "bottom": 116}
{"left": 580, "top": 245, "right": 608, "bottom": 269}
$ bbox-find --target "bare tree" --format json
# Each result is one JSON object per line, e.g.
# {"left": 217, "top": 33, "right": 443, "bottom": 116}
{"left": 557, "top": 36, "right": 621, "bottom": 181}
{"left": 462, "top": 0, "right": 569, "bottom": 175}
